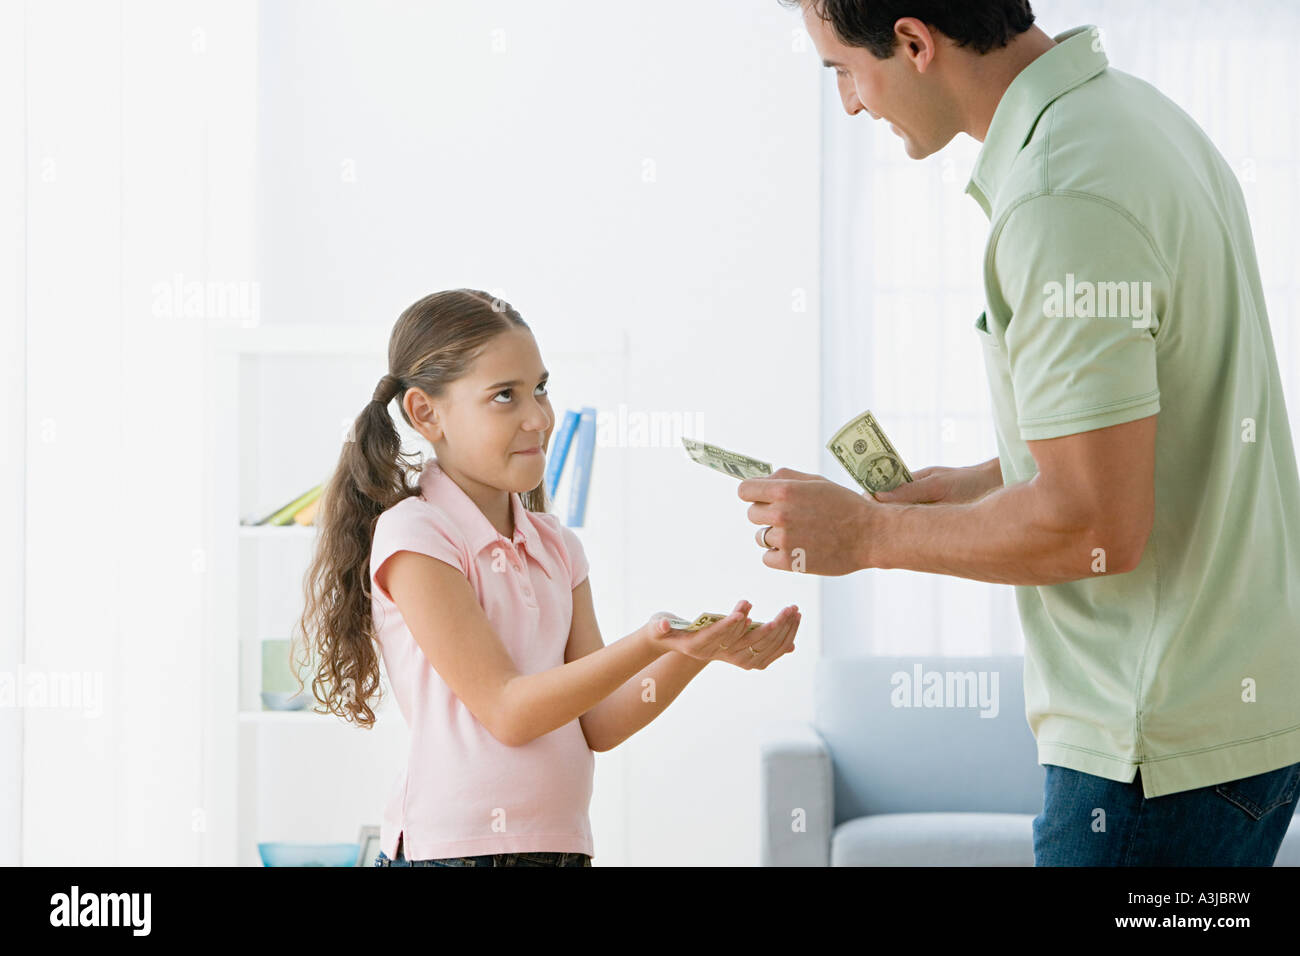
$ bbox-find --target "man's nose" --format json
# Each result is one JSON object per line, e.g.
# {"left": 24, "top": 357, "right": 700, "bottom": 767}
{"left": 841, "top": 89, "right": 864, "bottom": 116}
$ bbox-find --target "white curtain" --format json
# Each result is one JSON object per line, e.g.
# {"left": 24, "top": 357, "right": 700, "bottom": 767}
{"left": 820, "top": 0, "right": 1300, "bottom": 657}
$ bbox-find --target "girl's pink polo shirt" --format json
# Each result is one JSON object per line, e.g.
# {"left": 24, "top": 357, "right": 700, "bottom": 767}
{"left": 369, "top": 459, "right": 593, "bottom": 861}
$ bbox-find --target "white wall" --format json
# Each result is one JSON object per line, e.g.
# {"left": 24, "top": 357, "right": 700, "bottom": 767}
{"left": 17, "top": 0, "right": 821, "bottom": 866}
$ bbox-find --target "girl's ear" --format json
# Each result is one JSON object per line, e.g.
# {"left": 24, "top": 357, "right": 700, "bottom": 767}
{"left": 405, "top": 388, "right": 444, "bottom": 443}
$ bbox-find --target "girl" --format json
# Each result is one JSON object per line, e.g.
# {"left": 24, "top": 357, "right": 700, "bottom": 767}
{"left": 295, "top": 288, "right": 801, "bottom": 867}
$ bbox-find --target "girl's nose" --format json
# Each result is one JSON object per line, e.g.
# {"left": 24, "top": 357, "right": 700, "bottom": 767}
{"left": 526, "top": 402, "right": 553, "bottom": 432}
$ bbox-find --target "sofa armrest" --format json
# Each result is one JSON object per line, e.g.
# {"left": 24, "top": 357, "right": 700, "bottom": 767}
{"left": 759, "top": 721, "right": 833, "bottom": 866}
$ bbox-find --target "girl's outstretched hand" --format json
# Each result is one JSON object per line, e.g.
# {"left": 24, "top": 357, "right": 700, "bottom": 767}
{"left": 643, "top": 601, "right": 800, "bottom": 670}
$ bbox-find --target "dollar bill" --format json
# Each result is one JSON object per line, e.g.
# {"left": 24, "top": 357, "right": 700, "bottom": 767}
{"left": 826, "top": 410, "right": 914, "bottom": 495}
{"left": 665, "top": 612, "right": 761, "bottom": 633}
{"left": 681, "top": 437, "right": 772, "bottom": 480}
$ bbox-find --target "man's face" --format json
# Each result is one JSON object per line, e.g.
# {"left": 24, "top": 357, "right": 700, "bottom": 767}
{"left": 803, "top": 5, "right": 956, "bottom": 160}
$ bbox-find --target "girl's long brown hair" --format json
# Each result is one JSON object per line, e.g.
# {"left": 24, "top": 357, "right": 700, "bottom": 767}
{"left": 291, "top": 289, "right": 550, "bottom": 727}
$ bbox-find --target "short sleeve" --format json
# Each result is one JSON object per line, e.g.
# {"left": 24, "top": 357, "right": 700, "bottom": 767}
{"left": 369, "top": 501, "right": 467, "bottom": 604}
{"left": 991, "top": 193, "right": 1165, "bottom": 441}
{"left": 556, "top": 523, "right": 590, "bottom": 589}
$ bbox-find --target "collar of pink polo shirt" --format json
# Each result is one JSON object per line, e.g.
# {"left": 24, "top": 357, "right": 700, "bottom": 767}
{"left": 417, "top": 460, "right": 554, "bottom": 580}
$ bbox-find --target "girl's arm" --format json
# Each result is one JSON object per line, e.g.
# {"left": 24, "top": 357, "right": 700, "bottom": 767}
{"left": 565, "top": 578, "right": 720, "bottom": 752}
{"left": 380, "top": 550, "right": 727, "bottom": 747}
{"left": 572, "top": 644, "right": 710, "bottom": 753}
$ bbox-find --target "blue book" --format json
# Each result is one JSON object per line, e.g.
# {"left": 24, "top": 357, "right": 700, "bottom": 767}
{"left": 566, "top": 407, "right": 597, "bottom": 527}
{"left": 544, "top": 409, "right": 580, "bottom": 500}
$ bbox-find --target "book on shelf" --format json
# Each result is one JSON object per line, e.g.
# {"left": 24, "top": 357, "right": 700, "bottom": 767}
{"left": 242, "top": 483, "right": 324, "bottom": 527}
{"left": 293, "top": 497, "right": 321, "bottom": 526}
{"left": 544, "top": 409, "right": 580, "bottom": 499}
{"left": 565, "top": 407, "right": 597, "bottom": 528}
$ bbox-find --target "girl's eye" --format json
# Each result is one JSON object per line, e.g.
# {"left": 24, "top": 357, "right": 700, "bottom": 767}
{"left": 493, "top": 382, "right": 549, "bottom": 404}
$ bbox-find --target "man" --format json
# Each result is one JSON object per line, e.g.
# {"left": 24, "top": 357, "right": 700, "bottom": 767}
{"left": 741, "top": 0, "right": 1300, "bottom": 865}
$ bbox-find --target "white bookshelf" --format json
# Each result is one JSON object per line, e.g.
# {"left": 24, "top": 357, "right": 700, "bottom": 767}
{"left": 201, "top": 322, "right": 630, "bottom": 865}
{"left": 237, "top": 524, "right": 318, "bottom": 540}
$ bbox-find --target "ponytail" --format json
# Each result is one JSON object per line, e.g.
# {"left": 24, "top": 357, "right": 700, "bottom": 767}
{"left": 292, "top": 376, "right": 420, "bottom": 727}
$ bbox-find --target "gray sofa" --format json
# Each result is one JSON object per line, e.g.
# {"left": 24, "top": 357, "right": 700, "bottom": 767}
{"left": 760, "top": 656, "right": 1300, "bottom": 866}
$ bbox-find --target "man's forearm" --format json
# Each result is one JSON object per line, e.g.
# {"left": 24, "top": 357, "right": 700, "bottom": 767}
{"left": 863, "top": 476, "right": 1134, "bottom": 585}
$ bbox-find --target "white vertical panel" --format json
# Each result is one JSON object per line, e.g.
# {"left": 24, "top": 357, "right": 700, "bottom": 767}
{"left": 191, "top": 0, "right": 261, "bottom": 866}
{"left": 0, "top": 0, "right": 27, "bottom": 868}
{"left": 25, "top": 0, "right": 123, "bottom": 865}
{"left": 24, "top": 0, "right": 259, "bottom": 865}
{"left": 118, "top": 0, "right": 213, "bottom": 868}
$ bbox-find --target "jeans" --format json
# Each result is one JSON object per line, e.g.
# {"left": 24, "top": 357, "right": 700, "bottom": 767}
{"left": 1033, "top": 760, "right": 1300, "bottom": 865}
{"left": 374, "top": 835, "right": 592, "bottom": 867}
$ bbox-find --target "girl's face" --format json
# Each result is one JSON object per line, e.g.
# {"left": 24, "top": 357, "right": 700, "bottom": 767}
{"left": 408, "top": 327, "right": 554, "bottom": 493}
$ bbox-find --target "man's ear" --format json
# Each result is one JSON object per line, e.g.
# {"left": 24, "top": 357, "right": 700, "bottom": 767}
{"left": 893, "top": 17, "right": 937, "bottom": 72}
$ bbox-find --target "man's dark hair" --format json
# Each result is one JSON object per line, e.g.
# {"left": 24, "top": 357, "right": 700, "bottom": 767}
{"left": 779, "top": 0, "right": 1035, "bottom": 59}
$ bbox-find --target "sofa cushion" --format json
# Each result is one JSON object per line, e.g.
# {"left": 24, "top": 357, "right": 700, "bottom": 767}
{"left": 831, "top": 812, "right": 1035, "bottom": 866}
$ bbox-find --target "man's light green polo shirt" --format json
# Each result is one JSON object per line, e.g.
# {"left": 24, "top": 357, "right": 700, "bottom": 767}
{"left": 967, "top": 25, "right": 1300, "bottom": 797}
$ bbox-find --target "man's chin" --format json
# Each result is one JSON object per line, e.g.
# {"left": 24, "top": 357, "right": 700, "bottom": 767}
{"left": 901, "top": 136, "right": 933, "bottom": 160}
{"left": 902, "top": 127, "right": 961, "bottom": 161}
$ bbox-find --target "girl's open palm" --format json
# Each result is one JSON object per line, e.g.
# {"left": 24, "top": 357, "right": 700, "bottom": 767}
{"left": 647, "top": 600, "right": 800, "bottom": 670}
